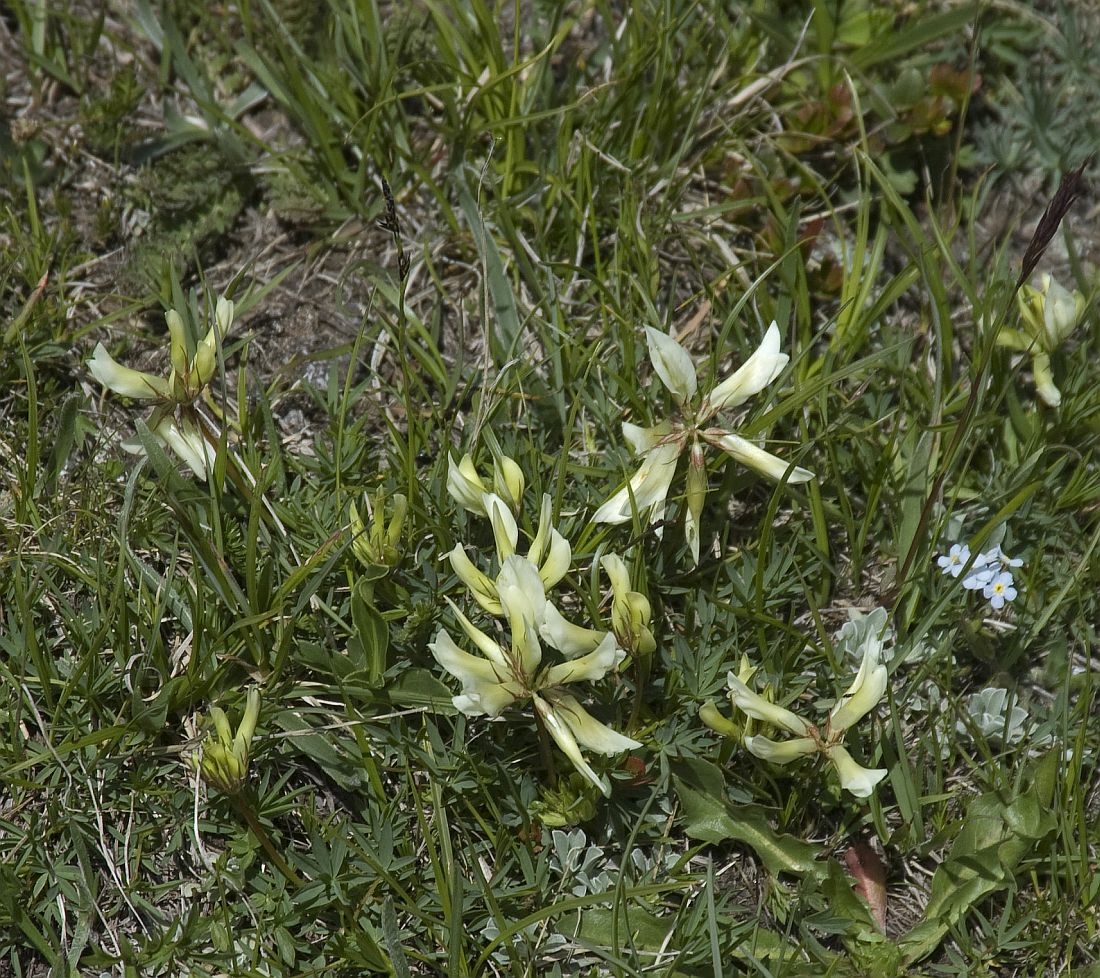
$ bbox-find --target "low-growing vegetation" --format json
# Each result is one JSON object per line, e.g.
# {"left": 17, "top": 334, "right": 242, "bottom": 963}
{"left": 1, "top": 1, "right": 1097, "bottom": 975}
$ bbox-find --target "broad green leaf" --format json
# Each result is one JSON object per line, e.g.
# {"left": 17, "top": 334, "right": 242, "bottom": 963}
{"left": 672, "top": 757, "right": 821, "bottom": 877}
{"left": 386, "top": 668, "right": 456, "bottom": 710}
{"left": 899, "top": 757, "right": 1056, "bottom": 965}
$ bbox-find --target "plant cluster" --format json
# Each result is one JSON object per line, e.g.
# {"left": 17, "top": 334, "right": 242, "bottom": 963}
{"left": 3, "top": 1, "right": 1098, "bottom": 976}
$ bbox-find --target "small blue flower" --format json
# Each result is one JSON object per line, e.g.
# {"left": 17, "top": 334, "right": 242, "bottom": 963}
{"left": 983, "top": 571, "right": 1018, "bottom": 610}
{"left": 983, "top": 545, "right": 1023, "bottom": 571}
{"left": 936, "top": 543, "right": 970, "bottom": 578}
{"left": 961, "top": 550, "right": 993, "bottom": 590}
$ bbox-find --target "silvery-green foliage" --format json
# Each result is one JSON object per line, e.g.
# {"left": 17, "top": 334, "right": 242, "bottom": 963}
{"left": 549, "top": 828, "right": 612, "bottom": 897}
{"left": 958, "top": 688, "right": 1031, "bottom": 745}
{"left": 834, "top": 607, "right": 894, "bottom": 665}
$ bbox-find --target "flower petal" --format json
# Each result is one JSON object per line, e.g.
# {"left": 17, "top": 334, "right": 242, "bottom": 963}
{"left": 446, "top": 454, "right": 488, "bottom": 513}
{"left": 539, "top": 602, "right": 605, "bottom": 657}
{"left": 727, "top": 671, "right": 809, "bottom": 736}
{"left": 592, "top": 441, "right": 681, "bottom": 525}
{"left": 544, "top": 633, "right": 625, "bottom": 686}
{"left": 497, "top": 556, "right": 547, "bottom": 675}
{"left": 529, "top": 495, "right": 571, "bottom": 588}
{"left": 829, "top": 642, "right": 887, "bottom": 732}
{"left": 538, "top": 529, "right": 572, "bottom": 590}
{"left": 533, "top": 694, "right": 607, "bottom": 796}
{"left": 645, "top": 327, "right": 697, "bottom": 404}
{"left": 88, "top": 343, "right": 171, "bottom": 400}
{"left": 825, "top": 744, "right": 887, "bottom": 799}
{"left": 704, "top": 321, "right": 788, "bottom": 414}
{"left": 1032, "top": 350, "right": 1062, "bottom": 407}
{"left": 483, "top": 492, "right": 519, "bottom": 562}
{"left": 454, "top": 681, "right": 523, "bottom": 717}
{"left": 623, "top": 419, "right": 674, "bottom": 454}
{"left": 743, "top": 734, "right": 818, "bottom": 764}
{"left": 600, "top": 553, "right": 630, "bottom": 597}
{"left": 708, "top": 432, "right": 813, "bottom": 484}
{"left": 448, "top": 545, "right": 502, "bottom": 615}
{"left": 445, "top": 598, "right": 510, "bottom": 670}
{"left": 157, "top": 417, "right": 215, "bottom": 479}
{"left": 548, "top": 692, "right": 641, "bottom": 755}
{"left": 429, "top": 629, "right": 504, "bottom": 687}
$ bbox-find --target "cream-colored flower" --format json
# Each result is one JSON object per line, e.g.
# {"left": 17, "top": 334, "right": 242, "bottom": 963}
{"left": 88, "top": 297, "right": 235, "bottom": 479}
{"left": 449, "top": 492, "right": 571, "bottom": 615}
{"left": 447, "top": 452, "right": 527, "bottom": 515}
{"left": 1003, "top": 274, "right": 1088, "bottom": 408}
{"left": 716, "top": 640, "right": 888, "bottom": 799}
{"left": 593, "top": 321, "right": 814, "bottom": 564}
{"left": 430, "top": 555, "right": 639, "bottom": 796}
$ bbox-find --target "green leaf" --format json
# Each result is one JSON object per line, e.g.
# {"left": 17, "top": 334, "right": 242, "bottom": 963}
{"left": 386, "top": 668, "right": 455, "bottom": 710}
{"left": 672, "top": 757, "right": 821, "bottom": 877}
{"left": 849, "top": 4, "right": 981, "bottom": 70}
{"left": 351, "top": 580, "right": 389, "bottom": 687}
{"left": 456, "top": 173, "right": 522, "bottom": 363}
{"left": 273, "top": 710, "right": 366, "bottom": 791}
{"left": 899, "top": 767, "right": 1056, "bottom": 965}
{"left": 576, "top": 903, "right": 674, "bottom": 950}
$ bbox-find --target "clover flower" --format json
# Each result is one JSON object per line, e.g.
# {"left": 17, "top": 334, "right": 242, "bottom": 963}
{"left": 998, "top": 273, "right": 1087, "bottom": 407}
{"left": 448, "top": 490, "right": 572, "bottom": 616}
{"left": 349, "top": 488, "right": 407, "bottom": 579}
{"left": 706, "top": 643, "right": 888, "bottom": 798}
{"left": 191, "top": 688, "right": 260, "bottom": 794}
{"left": 592, "top": 322, "right": 813, "bottom": 564}
{"left": 88, "top": 297, "right": 234, "bottom": 479}
{"left": 430, "top": 555, "right": 640, "bottom": 796}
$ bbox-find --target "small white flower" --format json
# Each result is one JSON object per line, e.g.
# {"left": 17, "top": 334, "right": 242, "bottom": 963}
{"left": 936, "top": 543, "right": 970, "bottom": 578}
{"left": 961, "top": 549, "right": 993, "bottom": 590}
{"left": 981, "top": 545, "right": 1023, "bottom": 570}
{"left": 982, "top": 571, "right": 1018, "bottom": 610}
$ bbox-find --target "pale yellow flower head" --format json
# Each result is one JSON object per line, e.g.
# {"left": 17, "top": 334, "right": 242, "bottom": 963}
{"left": 593, "top": 321, "right": 814, "bottom": 564}
{"left": 88, "top": 296, "right": 235, "bottom": 479}
{"left": 714, "top": 641, "right": 888, "bottom": 799}
{"left": 430, "top": 555, "right": 640, "bottom": 797}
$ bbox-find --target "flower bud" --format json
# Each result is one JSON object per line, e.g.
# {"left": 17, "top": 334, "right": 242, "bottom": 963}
{"left": 195, "top": 690, "right": 260, "bottom": 794}
{"left": 684, "top": 440, "right": 707, "bottom": 565}
{"left": 493, "top": 455, "right": 525, "bottom": 512}
{"left": 166, "top": 309, "right": 190, "bottom": 386}
{"left": 699, "top": 699, "right": 741, "bottom": 739}
{"left": 447, "top": 454, "right": 488, "bottom": 514}
{"left": 350, "top": 490, "right": 407, "bottom": 575}
{"left": 215, "top": 296, "right": 235, "bottom": 337}
{"left": 193, "top": 336, "right": 217, "bottom": 388}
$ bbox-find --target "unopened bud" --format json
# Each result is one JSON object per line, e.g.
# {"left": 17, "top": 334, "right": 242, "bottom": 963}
{"left": 166, "top": 309, "right": 190, "bottom": 387}
{"left": 493, "top": 455, "right": 525, "bottom": 512}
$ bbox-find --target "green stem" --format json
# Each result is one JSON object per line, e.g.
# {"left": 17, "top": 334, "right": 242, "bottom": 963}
{"left": 231, "top": 791, "right": 306, "bottom": 890}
